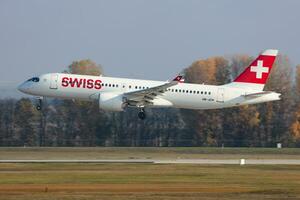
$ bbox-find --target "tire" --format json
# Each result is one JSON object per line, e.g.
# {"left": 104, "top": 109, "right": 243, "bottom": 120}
{"left": 36, "top": 105, "right": 41, "bottom": 111}
{"left": 138, "top": 111, "right": 146, "bottom": 120}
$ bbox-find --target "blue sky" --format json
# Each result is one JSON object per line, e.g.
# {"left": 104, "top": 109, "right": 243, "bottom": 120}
{"left": 0, "top": 0, "right": 299, "bottom": 97}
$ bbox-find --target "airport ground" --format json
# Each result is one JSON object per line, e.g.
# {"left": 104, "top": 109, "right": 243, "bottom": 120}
{"left": 0, "top": 147, "right": 300, "bottom": 200}
{"left": 1, "top": 147, "right": 300, "bottom": 160}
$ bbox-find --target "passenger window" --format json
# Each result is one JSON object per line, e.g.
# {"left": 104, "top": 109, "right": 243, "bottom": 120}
{"left": 175, "top": 89, "right": 178, "bottom": 92}
{"left": 109, "top": 84, "right": 111, "bottom": 87}
{"left": 172, "top": 89, "right": 174, "bottom": 92}
{"left": 101, "top": 83, "right": 104, "bottom": 86}
{"left": 179, "top": 89, "right": 181, "bottom": 92}
{"left": 129, "top": 85, "right": 132, "bottom": 89}
{"left": 204, "top": 91, "right": 207, "bottom": 95}
{"left": 208, "top": 92, "right": 211, "bottom": 95}
{"left": 190, "top": 91, "right": 192, "bottom": 93}
{"left": 197, "top": 91, "right": 199, "bottom": 94}
{"left": 105, "top": 84, "right": 108, "bottom": 86}
{"left": 193, "top": 91, "right": 196, "bottom": 94}
{"left": 182, "top": 90, "right": 185, "bottom": 92}
{"left": 201, "top": 91, "right": 203, "bottom": 94}
{"left": 135, "top": 86, "right": 138, "bottom": 89}
{"left": 112, "top": 84, "right": 115, "bottom": 87}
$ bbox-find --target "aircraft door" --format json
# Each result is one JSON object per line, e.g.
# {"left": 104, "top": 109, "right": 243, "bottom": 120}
{"left": 50, "top": 74, "right": 58, "bottom": 89}
{"left": 217, "top": 88, "right": 224, "bottom": 103}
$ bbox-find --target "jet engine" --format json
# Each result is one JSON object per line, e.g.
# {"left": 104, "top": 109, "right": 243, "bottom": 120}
{"left": 98, "top": 93, "right": 127, "bottom": 112}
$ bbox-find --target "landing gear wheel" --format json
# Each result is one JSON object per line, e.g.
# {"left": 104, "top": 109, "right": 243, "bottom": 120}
{"left": 36, "top": 98, "right": 43, "bottom": 111}
{"left": 138, "top": 109, "right": 146, "bottom": 120}
{"left": 36, "top": 105, "right": 42, "bottom": 111}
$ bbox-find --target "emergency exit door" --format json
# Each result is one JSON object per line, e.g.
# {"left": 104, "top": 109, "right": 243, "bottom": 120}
{"left": 217, "top": 88, "right": 224, "bottom": 103}
{"left": 50, "top": 74, "right": 58, "bottom": 89}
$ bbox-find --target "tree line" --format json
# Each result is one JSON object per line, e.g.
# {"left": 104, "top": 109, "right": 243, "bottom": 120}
{"left": 0, "top": 55, "right": 300, "bottom": 147}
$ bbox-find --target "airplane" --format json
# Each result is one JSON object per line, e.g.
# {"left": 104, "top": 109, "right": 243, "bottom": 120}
{"left": 18, "top": 49, "right": 280, "bottom": 120}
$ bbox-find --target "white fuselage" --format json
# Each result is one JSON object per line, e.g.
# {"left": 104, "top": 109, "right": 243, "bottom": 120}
{"left": 18, "top": 73, "right": 281, "bottom": 110}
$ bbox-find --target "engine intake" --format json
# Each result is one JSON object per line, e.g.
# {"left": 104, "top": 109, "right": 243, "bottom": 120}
{"left": 99, "top": 93, "right": 126, "bottom": 112}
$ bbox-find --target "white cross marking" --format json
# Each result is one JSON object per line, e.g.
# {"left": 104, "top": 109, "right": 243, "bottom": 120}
{"left": 250, "top": 60, "right": 269, "bottom": 79}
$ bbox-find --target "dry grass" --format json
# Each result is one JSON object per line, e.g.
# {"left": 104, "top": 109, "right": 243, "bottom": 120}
{"left": 0, "top": 163, "right": 300, "bottom": 199}
{"left": 1, "top": 147, "right": 300, "bottom": 199}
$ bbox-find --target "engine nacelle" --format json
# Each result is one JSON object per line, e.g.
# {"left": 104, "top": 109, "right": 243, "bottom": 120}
{"left": 99, "top": 93, "right": 126, "bottom": 112}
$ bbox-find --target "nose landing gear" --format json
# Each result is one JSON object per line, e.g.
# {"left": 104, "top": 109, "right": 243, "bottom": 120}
{"left": 138, "top": 108, "right": 146, "bottom": 120}
{"left": 36, "top": 97, "right": 43, "bottom": 111}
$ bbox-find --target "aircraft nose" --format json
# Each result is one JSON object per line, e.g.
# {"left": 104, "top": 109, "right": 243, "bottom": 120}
{"left": 17, "top": 82, "right": 29, "bottom": 93}
{"left": 17, "top": 83, "right": 25, "bottom": 93}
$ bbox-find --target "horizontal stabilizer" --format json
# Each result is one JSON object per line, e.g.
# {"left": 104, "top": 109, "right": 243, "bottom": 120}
{"left": 242, "top": 91, "right": 273, "bottom": 99}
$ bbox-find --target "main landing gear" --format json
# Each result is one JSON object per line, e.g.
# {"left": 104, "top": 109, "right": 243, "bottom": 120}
{"left": 138, "top": 108, "right": 146, "bottom": 120}
{"left": 36, "top": 97, "right": 43, "bottom": 111}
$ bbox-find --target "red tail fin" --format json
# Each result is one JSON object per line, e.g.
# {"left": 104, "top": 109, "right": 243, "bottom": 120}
{"left": 234, "top": 49, "right": 278, "bottom": 84}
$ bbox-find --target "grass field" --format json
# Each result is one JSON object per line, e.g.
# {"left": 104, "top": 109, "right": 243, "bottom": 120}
{"left": 0, "top": 163, "right": 300, "bottom": 200}
{"left": 1, "top": 147, "right": 300, "bottom": 160}
{"left": 0, "top": 147, "right": 300, "bottom": 200}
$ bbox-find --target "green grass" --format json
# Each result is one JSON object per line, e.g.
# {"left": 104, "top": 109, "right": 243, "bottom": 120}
{"left": 1, "top": 147, "right": 300, "bottom": 160}
{"left": 0, "top": 163, "right": 300, "bottom": 199}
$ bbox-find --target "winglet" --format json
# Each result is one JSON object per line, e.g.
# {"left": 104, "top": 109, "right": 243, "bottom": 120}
{"left": 172, "top": 75, "right": 185, "bottom": 83}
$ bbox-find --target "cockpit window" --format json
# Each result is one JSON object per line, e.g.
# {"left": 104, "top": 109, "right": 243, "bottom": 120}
{"left": 27, "top": 77, "right": 40, "bottom": 82}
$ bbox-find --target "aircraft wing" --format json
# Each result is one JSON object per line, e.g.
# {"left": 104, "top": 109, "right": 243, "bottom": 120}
{"left": 123, "top": 75, "right": 184, "bottom": 106}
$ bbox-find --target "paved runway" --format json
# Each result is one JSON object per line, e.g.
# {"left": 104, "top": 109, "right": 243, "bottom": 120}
{"left": 1, "top": 159, "right": 300, "bottom": 165}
